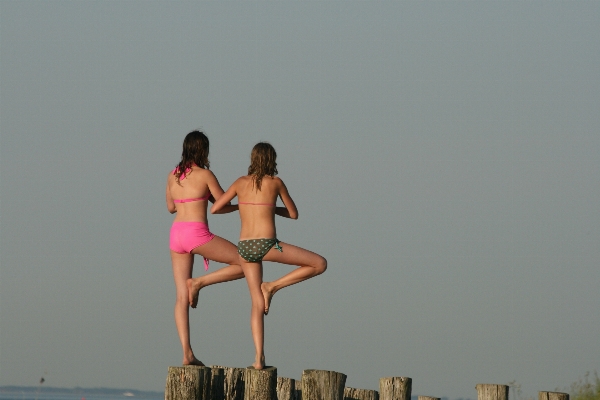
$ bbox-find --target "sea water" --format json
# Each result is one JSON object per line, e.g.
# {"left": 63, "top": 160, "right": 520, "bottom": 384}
{"left": 0, "top": 391, "right": 162, "bottom": 400}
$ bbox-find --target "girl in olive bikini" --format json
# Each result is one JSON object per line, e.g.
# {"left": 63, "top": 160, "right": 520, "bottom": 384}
{"left": 211, "top": 142, "right": 327, "bottom": 370}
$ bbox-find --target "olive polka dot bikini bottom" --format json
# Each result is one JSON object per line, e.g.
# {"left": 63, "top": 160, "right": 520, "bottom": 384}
{"left": 237, "top": 238, "right": 283, "bottom": 262}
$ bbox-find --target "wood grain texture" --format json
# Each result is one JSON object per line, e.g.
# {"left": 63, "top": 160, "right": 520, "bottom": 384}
{"left": 344, "top": 387, "right": 380, "bottom": 400}
{"left": 210, "top": 367, "right": 225, "bottom": 400}
{"left": 212, "top": 365, "right": 247, "bottom": 400}
{"left": 277, "top": 377, "right": 298, "bottom": 400}
{"left": 418, "top": 396, "right": 440, "bottom": 400}
{"left": 244, "top": 366, "right": 277, "bottom": 400}
{"left": 539, "top": 392, "right": 569, "bottom": 400}
{"left": 294, "top": 379, "right": 303, "bottom": 400}
{"left": 164, "top": 365, "right": 213, "bottom": 400}
{"left": 476, "top": 384, "right": 508, "bottom": 400}
{"left": 302, "top": 369, "right": 347, "bottom": 400}
{"left": 379, "top": 377, "right": 412, "bottom": 400}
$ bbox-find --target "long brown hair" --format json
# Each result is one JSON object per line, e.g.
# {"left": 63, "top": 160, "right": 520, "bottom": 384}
{"left": 247, "top": 142, "right": 278, "bottom": 190}
{"left": 175, "top": 131, "right": 210, "bottom": 182}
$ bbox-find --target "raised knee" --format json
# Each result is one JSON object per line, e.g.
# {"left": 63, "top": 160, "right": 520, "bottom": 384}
{"left": 315, "top": 257, "right": 327, "bottom": 275}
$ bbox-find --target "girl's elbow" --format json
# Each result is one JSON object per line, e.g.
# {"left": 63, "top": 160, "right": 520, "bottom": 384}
{"left": 290, "top": 211, "right": 299, "bottom": 220}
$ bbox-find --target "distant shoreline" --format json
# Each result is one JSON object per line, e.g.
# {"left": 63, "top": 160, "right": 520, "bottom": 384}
{"left": 0, "top": 386, "right": 163, "bottom": 399}
{"left": 1, "top": 385, "right": 473, "bottom": 400}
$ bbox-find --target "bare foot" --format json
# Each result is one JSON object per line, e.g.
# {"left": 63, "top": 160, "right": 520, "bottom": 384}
{"left": 261, "top": 282, "right": 274, "bottom": 315}
{"left": 183, "top": 350, "right": 205, "bottom": 366}
{"left": 183, "top": 357, "right": 205, "bottom": 366}
{"left": 252, "top": 355, "right": 266, "bottom": 370}
{"left": 187, "top": 278, "right": 203, "bottom": 308}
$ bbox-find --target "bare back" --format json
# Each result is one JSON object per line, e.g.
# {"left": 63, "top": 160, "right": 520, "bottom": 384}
{"left": 166, "top": 166, "right": 224, "bottom": 223}
{"left": 236, "top": 176, "right": 288, "bottom": 240}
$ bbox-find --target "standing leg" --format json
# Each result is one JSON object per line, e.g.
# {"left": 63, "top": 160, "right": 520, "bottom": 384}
{"left": 171, "top": 250, "right": 204, "bottom": 366}
{"left": 187, "top": 236, "right": 245, "bottom": 308}
{"left": 240, "top": 260, "right": 266, "bottom": 369}
{"left": 261, "top": 242, "right": 327, "bottom": 314}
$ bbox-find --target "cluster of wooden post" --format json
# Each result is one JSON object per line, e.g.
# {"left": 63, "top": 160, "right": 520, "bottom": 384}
{"left": 165, "top": 366, "right": 569, "bottom": 400}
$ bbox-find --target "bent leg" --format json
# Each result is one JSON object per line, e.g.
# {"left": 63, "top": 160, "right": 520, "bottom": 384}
{"left": 187, "top": 236, "right": 244, "bottom": 308}
{"left": 240, "top": 260, "right": 266, "bottom": 369}
{"left": 260, "top": 242, "right": 327, "bottom": 314}
{"left": 171, "top": 250, "right": 204, "bottom": 366}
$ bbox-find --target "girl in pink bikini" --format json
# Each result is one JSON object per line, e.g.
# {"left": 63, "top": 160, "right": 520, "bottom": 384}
{"left": 166, "top": 130, "right": 244, "bottom": 366}
{"left": 211, "top": 142, "right": 327, "bottom": 370}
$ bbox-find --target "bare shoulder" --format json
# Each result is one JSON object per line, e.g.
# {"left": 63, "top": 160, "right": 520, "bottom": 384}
{"left": 200, "top": 168, "right": 217, "bottom": 179}
{"left": 262, "top": 176, "right": 287, "bottom": 194}
{"left": 188, "top": 166, "right": 214, "bottom": 182}
{"left": 272, "top": 176, "right": 286, "bottom": 188}
{"left": 226, "top": 175, "right": 247, "bottom": 191}
{"left": 262, "top": 175, "right": 282, "bottom": 183}
{"left": 236, "top": 175, "right": 252, "bottom": 185}
{"left": 194, "top": 166, "right": 213, "bottom": 176}
{"left": 167, "top": 170, "right": 176, "bottom": 183}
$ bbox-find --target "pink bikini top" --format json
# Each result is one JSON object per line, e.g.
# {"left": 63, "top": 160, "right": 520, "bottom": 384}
{"left": 172, "top": 165, "right": 211, "bottom": 203}
{"left": 174, "top": 193, "right": 211, "bottom": 203}
{"left": 238, "top": 201, "right": 275, "bottom": 206}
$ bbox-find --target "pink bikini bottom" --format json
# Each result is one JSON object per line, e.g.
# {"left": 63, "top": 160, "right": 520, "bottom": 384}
{"left": 169, "top": 221, "right": 215, "bottom": 270}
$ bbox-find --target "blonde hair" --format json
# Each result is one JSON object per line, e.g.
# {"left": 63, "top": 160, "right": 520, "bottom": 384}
{"left": 247, "top": 142, "right": 278, "bottom": 190}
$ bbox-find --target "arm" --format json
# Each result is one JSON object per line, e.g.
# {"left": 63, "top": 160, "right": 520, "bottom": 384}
{"left": 214, "top": 204, "right": 239, "bottom": 214}
{"left": 166, "top": 174, "right": 177, "bottom": 214}
{"left": 205, "top": 171, "right": 226, "bottom": 199}
{"left": 274, "top": 207, "right": 292, "bottom": 218}
{"left": 206, "top": 172, "right": 238, "bottom": 214}
{"left": 211, "top": 181, "right": 238, "bottom": 214}
{"left": 275, "top": 179, "right": 298, "bottom": 219}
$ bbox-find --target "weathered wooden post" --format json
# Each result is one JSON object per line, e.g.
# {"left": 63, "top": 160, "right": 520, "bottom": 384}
{"left": 212, "top": 366, "right": 247, "bottom": 400}
{"left": 418, "top": 396, "right": 440, "bottom": 400}
{"left": 165, "top": 365, "right": 213, "bottom": 400}
{"left": 379, "top": 377, "right": 412, "bottom": 400}
{"left": 211, "top": 367, "right": 225, "bottom": 400}
{"left": 475, "top": 384, "right": 508, "bottom": 400}
{"left": 294, "top": 379, "right": 303, "bottom": 400}
{"left": 245, "top": 366, "right": 277, "bottom": 400}
{"left": 344, "top": 387, "right": 379, "bottom": 400}
{"left": 302, "top": 369, "right": 347, "bottom": 400}
{"left": 278, "top": 377, "right": 297, "bottom": 400}
{"left": 539, "top": 392, "right": 569, "bottom": 400}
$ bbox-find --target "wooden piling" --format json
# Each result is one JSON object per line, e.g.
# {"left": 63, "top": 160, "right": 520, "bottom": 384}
{"left": 344, "top": 387, "right": 379, "bottom": 400}
{"left": 379, "top": 377, "right": 412, "bottom": 400}
{"left": 294, "top": 378, "right": 303, "bottom": 400}
{"left": 164, "top": 365, "right": 213, "bottom": 400}
{"left": 476, "top": 384, "right": 508, "bottom": 400}
{"left": 302, "top": 369, "right": 347, "bottom": 400}
{"left": 539, "top": 392, "right": 569, "bottom": 400}
{"left": 212, "top": 365, "right": 247, "bottom": 400}
{"left": 210, "top": 367, "right": 225, "bottom": 400}
{"left": 244, "top": 366, "right": 277, "bottom": 400}
{"left": 277, "top": 377, "right": 297, "bottom": 400}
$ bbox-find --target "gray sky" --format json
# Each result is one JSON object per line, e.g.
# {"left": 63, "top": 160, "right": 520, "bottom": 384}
{"left": 1, "top": 1, "right": 599, "bottom": 399}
